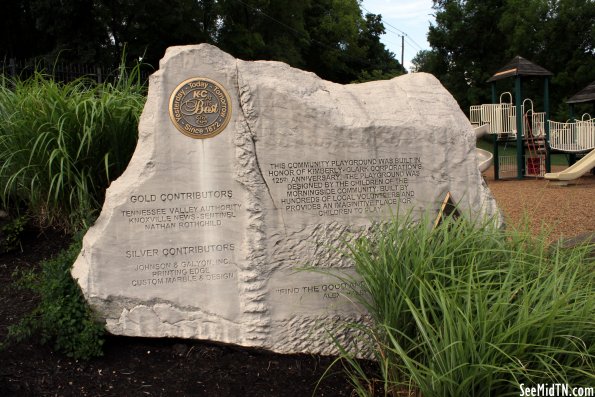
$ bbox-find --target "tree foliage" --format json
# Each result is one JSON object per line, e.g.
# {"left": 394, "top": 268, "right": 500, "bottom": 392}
{"left": 1, "top": 0, "right": 404, "bottom": 83}
{"left": 418, "top": 0, "right": 595, "bottom": 117}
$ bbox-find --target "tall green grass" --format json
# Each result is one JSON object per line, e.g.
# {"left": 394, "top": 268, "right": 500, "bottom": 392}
{"left": 0, "top": 67, "right": 145, "bottom": 230}
{"left": 336, "top": 215, "right": 594, "bottom": 396}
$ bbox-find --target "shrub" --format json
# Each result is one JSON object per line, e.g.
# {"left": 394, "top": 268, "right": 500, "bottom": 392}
{"left": 0, "top": 215, "right": 27, "bottom": 253}
{"left": 334, "top": 215, "right": 594, "bottom": 396}
{"left": 0, "top": 66, "right": 145, "bottom": 231}
{"left": 6, "top": 232, "right": 104, "bottom": 359}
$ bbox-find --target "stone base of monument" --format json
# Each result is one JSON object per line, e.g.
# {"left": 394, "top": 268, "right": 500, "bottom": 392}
{"left": 72, "top": 44, "right": 500, "bottom": 356}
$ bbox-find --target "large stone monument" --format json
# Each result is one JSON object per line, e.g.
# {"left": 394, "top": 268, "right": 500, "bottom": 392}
{"left": 72, "top": 44, "right": 500, "bottom": 355}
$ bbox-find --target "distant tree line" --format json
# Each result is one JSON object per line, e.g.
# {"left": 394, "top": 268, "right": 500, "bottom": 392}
{"left": 0, "top": 0, "right": 404, "bottom": 84}
{"left": 414, "top": 0, "right": 595, "bottom": 118}
{"left": 4, "top": 0, "right": 591, "bottom": 116}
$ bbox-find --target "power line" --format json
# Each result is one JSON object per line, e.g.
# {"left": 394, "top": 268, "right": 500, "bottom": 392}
{"left": 233, "top": 0, "right": 309, "bottom": 42}
{"left": 232, "top": 0, "right": 374, "bottom": 66}
{"left": 361, "top": 6, "right": 406, "bottom": 35}
{"left": 361, "top": 5, "right": 426, "bottom": 52}
{"left": 404, "top": 36, "right": 424, "bottom": 52}
{"left": 383, "top": 23, "right": 425, "bottom": 51}
{"left": 383, "top": 27, "right": 424, "bottom": 52}
{"left": 229, "top": 0, "right": 407, "bottom": 69}
{"left": 382, "top": 36, "right": 419, "bottom": 54}
{"left": 404, "top": 35, "right": 425, "bottom": 52}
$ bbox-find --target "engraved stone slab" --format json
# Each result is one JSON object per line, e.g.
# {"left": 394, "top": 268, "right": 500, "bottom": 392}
{"left": 72, "top": 44, "right": 501, "bottom": 355}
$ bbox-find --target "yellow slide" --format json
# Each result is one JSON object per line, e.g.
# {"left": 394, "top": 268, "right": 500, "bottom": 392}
{"left": 544, "top": 148, "right": 595, "bottom": 181}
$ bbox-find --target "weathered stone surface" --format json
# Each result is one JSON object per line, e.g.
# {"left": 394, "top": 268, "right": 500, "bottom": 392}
{"left": 72, "top": 44, "right": 500, "bottom": 355}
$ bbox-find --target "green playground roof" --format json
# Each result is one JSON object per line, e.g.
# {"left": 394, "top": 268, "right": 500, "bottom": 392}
{"left": 567, "top": 81, "right": 595, "bottom": 104}
{"left": 487, "top": 56, "right": 553, "bottom": 82}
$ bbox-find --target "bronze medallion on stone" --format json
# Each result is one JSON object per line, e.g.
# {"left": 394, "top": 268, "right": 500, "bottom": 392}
{"left": 169, "top": 77, "right": 232, "bottom": 139}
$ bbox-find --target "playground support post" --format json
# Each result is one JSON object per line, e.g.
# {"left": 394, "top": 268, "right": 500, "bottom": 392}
{"left": 568, "top": 102, "right": 577, "bottom": 165}
{"left": 492, "top": 84, "right": 500, "bottom": 180}
{"left": 515, "top": 76, "right": 524, "bottom": 179}
{"left": 493, "top": 134, "right": 500, "bottom": 179}
{"left": 544, "top": 77, "right": 551, "bottom": 173}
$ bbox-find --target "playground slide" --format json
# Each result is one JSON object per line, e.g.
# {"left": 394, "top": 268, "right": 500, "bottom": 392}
{"left": 474, "top": 125, "right": 493, "bottom": 172}
{"left": 474, "top": 124, "right": 490, "bottom": 138}
{"left": 476, "top": 148, "right": 493, "bottom": 173}
{"left": 544, "top": 148, "right": 595, "bottom": 181}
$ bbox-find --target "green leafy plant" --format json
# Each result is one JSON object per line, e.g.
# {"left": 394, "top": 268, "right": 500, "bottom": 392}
{"left": 0, "top": 65, "right": 146, "bottom": 231}
{"left": 329, "top": 214, "right": 594, "bottom": 397}
{"left": 0, "top": 215, "right": 27, "bottom": 253}
{"left": 6, "top": 233, "right": 104, "bottom": 359}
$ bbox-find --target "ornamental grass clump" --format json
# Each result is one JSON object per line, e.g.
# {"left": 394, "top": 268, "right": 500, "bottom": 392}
{"left": 0, "top": 67, "right": 145, "bottom": 230}
{"left": 336, "top": 215, "right": 594, "bottom": 397}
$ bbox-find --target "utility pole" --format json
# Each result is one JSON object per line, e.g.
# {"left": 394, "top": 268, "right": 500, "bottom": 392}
{"left": 401, "top": 35, "right": 405, "bottom": 67}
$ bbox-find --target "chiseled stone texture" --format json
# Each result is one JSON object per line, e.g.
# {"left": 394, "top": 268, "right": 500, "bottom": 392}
{"left": 72, "top": 44, "right": 500, "bottom": 356}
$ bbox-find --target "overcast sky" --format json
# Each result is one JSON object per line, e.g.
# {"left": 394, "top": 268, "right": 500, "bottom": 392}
{"left": 360, "top": 0, "right": 436, "bottom": 71}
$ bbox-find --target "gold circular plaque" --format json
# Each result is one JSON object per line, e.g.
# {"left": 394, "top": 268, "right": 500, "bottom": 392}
{"left": 169, "top": 77, "right": 232, "bottom": 139}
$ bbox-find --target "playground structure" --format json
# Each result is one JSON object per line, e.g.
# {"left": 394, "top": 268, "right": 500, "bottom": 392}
{"left": 470, "top": 56, "right": 595, "bottom": 180}
{"left": 548, "top": 114, "right": 595, "bottom": 153}
{"left": 470, "top": 94, "right": 547, "bottom": 141}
